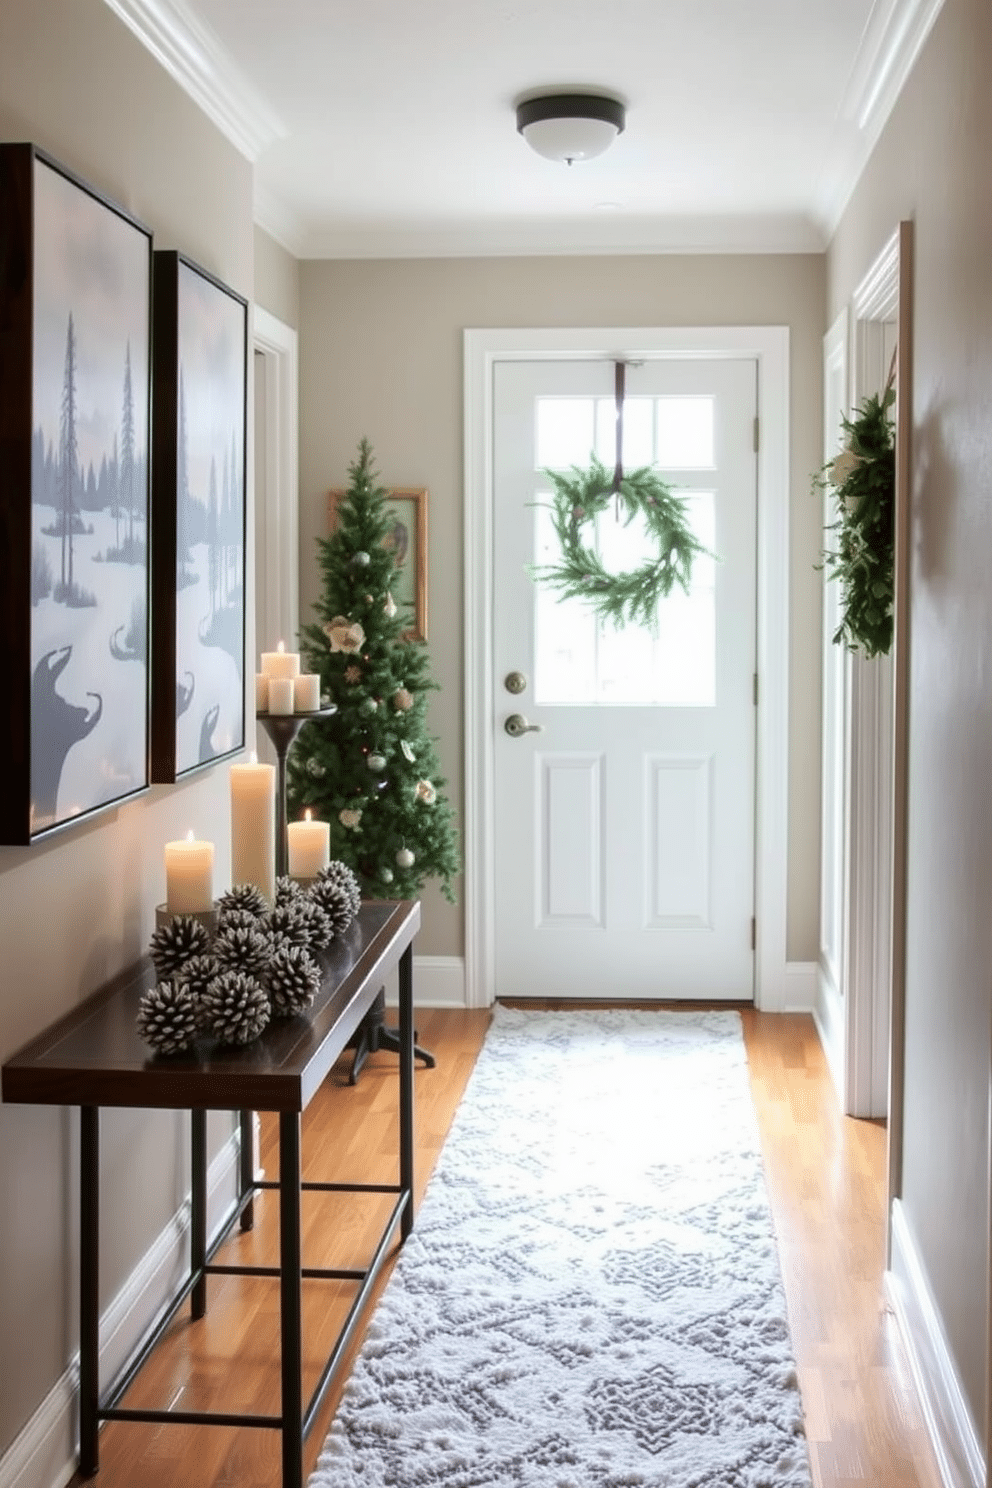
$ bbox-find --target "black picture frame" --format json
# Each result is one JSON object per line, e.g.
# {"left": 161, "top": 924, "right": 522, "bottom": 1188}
{"left": 151, "top": 251, "right": 247, "bottom": 782}
{"left": 0, "top": 143, "right": 153, "bottom": 844}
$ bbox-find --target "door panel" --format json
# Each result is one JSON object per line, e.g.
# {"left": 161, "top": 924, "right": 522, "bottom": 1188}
{"left": 493, "top": 357, "right": 757, "bottom": 1001}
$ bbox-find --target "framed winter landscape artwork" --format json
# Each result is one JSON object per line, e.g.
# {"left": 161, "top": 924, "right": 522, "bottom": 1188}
{"left": 0, "top": 144, "right": 153, "bottom": 844}
{"left": 151, "top": 252, "right": 247, "bottom": 782}
{"left": 327, "top": 485, "right": 428, "bottom": 641}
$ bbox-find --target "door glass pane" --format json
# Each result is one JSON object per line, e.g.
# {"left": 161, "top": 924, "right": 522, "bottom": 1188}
{"left": 534, "top": 396, "right": 717, "bottom": 706}
{"left": 656, "top": 396, "right": 715, "bottom": 468}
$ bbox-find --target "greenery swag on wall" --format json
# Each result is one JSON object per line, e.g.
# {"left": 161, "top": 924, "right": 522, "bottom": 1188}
{"left": 816, "top": 384, "right": 896, "bottom": 659}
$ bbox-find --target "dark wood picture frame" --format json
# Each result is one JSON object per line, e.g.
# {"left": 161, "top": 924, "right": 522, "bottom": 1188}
{"left": 326, "top": 485, "right": 428, "bottom": 641}
{"left": 151, "top": 252, "right": 247, "bottom": 782}
{"left": 0, "top": 143, "right": 153, "bottom": 844}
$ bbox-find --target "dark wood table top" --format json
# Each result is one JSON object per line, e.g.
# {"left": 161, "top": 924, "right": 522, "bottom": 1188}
{"left": 1, "top": 899, "right": 420, "bottom": 1114}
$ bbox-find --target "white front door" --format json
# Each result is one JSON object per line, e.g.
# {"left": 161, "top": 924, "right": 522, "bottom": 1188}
{"left": 492, "top": 356, "right": 758, "bottom": 1001}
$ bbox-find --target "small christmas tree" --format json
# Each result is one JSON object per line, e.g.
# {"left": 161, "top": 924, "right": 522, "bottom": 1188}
{"left": 287, "top": 439, "right": 459, "bottom": 903}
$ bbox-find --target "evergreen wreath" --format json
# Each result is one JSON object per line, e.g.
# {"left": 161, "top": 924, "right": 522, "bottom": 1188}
{"left": 815, "top": 386, "right": 896, "bottom": 658}
{"left": 530, "top": 454, "right": 712, "bottom": 630}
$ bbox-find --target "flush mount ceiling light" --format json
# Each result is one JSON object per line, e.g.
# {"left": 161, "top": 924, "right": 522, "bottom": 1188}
{"left": 516, "top": 92, "right": 626, "bottom": 165}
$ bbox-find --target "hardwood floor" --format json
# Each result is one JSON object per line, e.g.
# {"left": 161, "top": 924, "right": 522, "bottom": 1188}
{"left": 68, "top": 1006, "right": 943, "bottom": 1488}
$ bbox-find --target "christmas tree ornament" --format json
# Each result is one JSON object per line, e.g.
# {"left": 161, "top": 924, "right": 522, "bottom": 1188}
{"left": 213, "top": 923, "right": 272, "bottom": 979}
{"left": 265, "top": 944, "right": 322, "bottom": 1017}
{"left": 216, "top": 883, "right": 269, "bottom": 921}
{"left": 384, "top": 591, "right": 398, "bottom": 618}
{"left": 380, "top": 866, "right": 394, "bottom": 884}
{"left": 136, "top": 979, "right": 201, "bottom": 1055}
{"left": 367, "top": 752, "right": 386, "bottom": 772}
{"left": 400, "top": 740, "right": 416, "bottom": 762}
{"left": 306, "top": 756, "right": 327, "bottom": 778}
{"left": 352, "top": 550, "right": 371, "bottom": 567}
{"left": 392, "top": 688, "right": 413, "bottom": 712}
{"left": 149, "top": 915, "right": 213, "bottom": 980}
{"left": 339, "top": 807, "right": 363, "bottom": 830}
{"left": 359, "top": 696, "right": 378, "bottom": 716}
{"left": 201, "top": 971, "right": 271, "bottom": 1046}
{"left": 323, "top": 616, "right": 365, "bottom": 653}
{"left": 345, "top": 665, "right": 363, "bottom": 684}
{"left": 396, "top": 847, "right": 416, "bottom": 868}
{"left": 414, "top": 779, "right": 437, "bottom": 804}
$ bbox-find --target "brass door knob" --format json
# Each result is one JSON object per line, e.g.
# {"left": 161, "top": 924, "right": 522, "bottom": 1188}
{"left": 504, "top": 713, "right": 544, "bottom": 738}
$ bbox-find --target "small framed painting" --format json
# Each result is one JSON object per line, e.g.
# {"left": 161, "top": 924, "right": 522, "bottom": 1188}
{"left": 151, "top": 252, "right": 247, "bottom": 782}
{"left": 0, "top": 144, "right": 153, "bottom": 843}
{"left": 327, "top": 485, "right": 428, "bottom": 642}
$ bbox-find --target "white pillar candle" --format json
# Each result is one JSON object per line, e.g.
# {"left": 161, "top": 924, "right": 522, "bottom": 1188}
{"left": 230, "top": 754, "right": 276, "bottom": 903}
{"left": 255, "top": 672, "right": 269, "bottom": 712}
{"left": 267, "top": 676, "right": 294, "bottom": 714}
{"left": 293, "top": 673, "right": 320, "bottom": 711}
{"left": 164, "top": 832, "right": 214, "bottom": 914}
{"left": 287, "top": 810, "right": 330, "bottom": 878}
{"left": 260, "top": 640, "right": 300, "bottom": 679}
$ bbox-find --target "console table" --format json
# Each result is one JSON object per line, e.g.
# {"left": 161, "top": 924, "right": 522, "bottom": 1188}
{"left": 1, "top": 898, "right": 420, "bottom": 1488}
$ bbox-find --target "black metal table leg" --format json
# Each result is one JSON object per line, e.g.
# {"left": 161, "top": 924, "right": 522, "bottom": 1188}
{"left": 239, "top": 1109, "right": 255, "bottom": 1230}
{"left": 398, "top": 946, "right": 414, "bottom": 1240}
{"left": 279, "top": 1111, "right": 304, "bottom": 1488}
{"left": 79, "top": 1105, "right": 99, "bottom": 1476}
{"left": 191, "top": 1108, "right": 207, "bottom": 1319}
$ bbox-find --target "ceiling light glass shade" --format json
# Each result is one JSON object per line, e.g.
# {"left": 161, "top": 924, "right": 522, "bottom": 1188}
{"left": 516, "top": 93, "right": 625, "bottom": 165}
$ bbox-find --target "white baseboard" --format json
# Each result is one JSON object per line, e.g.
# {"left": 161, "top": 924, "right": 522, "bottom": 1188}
{"left": 0, "top": 1124, "right": 242, "bottom": 1488}
{"left": 783, "top": 959, "right": 817, "bottom": 1012}
{"left": 383, "top": 954, "right": 466, "bottom": 1009}
{"left": 887, "top": 1200, "right": 985, "bottom": 1488}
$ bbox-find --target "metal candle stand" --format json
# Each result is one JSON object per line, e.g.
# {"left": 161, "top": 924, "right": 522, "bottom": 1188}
{"left": 255, "top": 706, "right": 337, "bottom": 878}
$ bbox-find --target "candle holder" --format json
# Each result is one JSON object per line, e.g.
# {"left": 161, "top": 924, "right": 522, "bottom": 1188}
{"left": 155, "top": 904, "right": 218, "bottom": 937}
{"left": 256, "top": 706, "right": 337, "bottom": 878}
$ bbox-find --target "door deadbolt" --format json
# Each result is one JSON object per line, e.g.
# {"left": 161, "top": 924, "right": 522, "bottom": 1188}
{"left": 504, "top": 671, "right": 527, "bottom": 695}
{"left": 504, "top": 713, "right": 544, "bottom": 738}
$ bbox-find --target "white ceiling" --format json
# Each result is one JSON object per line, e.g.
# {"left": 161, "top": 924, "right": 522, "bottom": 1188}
{"left": 105, "top": 0, "right": 943, "bottom": 259}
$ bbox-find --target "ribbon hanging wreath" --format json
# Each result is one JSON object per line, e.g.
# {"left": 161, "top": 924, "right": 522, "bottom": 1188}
{"left": 529, "top": 362, "right": 713, "bottom": 630}
{"left": 815, "top": 359, "right": 896, "bottom": 658}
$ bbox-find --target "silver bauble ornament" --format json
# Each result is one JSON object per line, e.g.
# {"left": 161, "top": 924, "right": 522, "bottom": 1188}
{"left": 352, "top": 550, "right": 371, "bottom": 567}
{"left": 367, "top": 752, "right": 386, "bottom": 772}
{"left": 396, "top": 847, "right": 415, "bottom": 868}
{"left": 380, "top": 866, "right": 394, "bottom": 884}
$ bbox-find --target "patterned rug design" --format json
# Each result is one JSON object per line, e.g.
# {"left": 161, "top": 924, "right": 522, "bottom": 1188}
{"left": 310, "top": 1006, "right": 812, "bottom": 1488}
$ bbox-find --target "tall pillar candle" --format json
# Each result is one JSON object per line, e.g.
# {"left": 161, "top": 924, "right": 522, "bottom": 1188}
{"left": 260, "top": 640, "right": 300, "bottom": 680}
{"left": 164, "top": 832, "right": 214, "bottom": 914}
{"left": 230, "top": 755, "right": 276, "bottom": 903}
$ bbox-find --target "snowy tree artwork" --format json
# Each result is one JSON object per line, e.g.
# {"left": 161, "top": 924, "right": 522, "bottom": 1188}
{"left": 151, "top": 254, "right": 246, "bottom": 781}
{"left": 0, "top": 146, "right": 153, "bottom": 841}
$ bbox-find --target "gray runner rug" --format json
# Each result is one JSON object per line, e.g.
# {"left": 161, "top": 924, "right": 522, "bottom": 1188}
{"left": 310, "top": 1006, "right": 812, "bottom": 1488}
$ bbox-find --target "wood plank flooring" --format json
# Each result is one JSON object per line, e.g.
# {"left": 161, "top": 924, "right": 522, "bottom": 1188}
{"left": 68, "top": 1006, "right": 943, "bottom": 1488}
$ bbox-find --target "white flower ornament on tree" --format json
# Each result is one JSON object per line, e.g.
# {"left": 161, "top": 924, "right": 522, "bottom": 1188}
{"left": 323, "top": 616, "right": 365, "bottom": 654}
{"left": 339, "top": 808, "right": 363, "bottom": 830}
{"left": 415, "top": 779, "right": 436, "bottom": 804}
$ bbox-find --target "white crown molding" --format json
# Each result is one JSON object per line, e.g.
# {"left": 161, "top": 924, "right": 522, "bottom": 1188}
{"left": 818, "top": 0, "right": 946, "bottom": 235}
{"left": 100, "top": 0, "right": 285, "bottom": 162}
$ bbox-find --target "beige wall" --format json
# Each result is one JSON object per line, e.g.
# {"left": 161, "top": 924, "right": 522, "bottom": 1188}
{"left": 827, "top": 0, "right": 992, "bottom": 1435}
{"left": 254, "top": 223, "right": 300, "bottom": 329}
{"left": 298, "top": 253, "right": 826, "bottom": 961}
{"left": 0, "top": 0, "right": 253, "bottom": 1459}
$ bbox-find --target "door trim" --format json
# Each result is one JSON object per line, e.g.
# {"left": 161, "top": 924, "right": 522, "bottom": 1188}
{"left": 464, "top": 326, "right": 791, "bottom": 1011}
{"left": 252, "top": 306, "right": 299, "bottom": 684}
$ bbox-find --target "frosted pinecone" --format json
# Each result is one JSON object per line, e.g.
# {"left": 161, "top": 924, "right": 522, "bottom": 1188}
{"left": 322, "top": 860, "right": 362, "bottom": 917}
{"left": 201, "top": 971, "right": 271, "bottom": 1046}
{"left": 215, "top": 906, "right": 260, "bottom": 938}
{"left": 275, "top": 875, "right": 306, "bottom": 909}
{"left": 214, "top": 923, "right": 273, "bottom": 979}
{"left": 309, "top": 877, "right": 354, "bottom": 938}
{"left": 180, "top": 953, "right": 220, "bottom": 1004}
{"left": 265, "top": 944, "right": 322, "bottom": 1017}
{"left": 136, "top": 979, "right": 200, "bottom": 1055}
{"left": 300, "top": 898, "right": 334, "bottom": 950}
{"left": 216, "top": 883, "right": 269, "bottom": 921}
{"left": 265, "top": 902, "right": 312, "bottom": 952}
{"left": 149, "top": 915, "right": 212, "bottom": 979}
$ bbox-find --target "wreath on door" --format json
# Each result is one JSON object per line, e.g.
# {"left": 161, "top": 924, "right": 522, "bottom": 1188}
{"left": 530, "top": 455, "right": 712, "bottom": 630}
{"left": 528, "top": 361, "right": 714, "bottom": 631}
{"left": 815, "top": 384, "right": 896, "bottom": 658}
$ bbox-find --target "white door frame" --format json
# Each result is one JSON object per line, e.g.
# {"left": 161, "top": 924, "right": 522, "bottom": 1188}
{"left": 463, "top": 326, "right": 791, "bottom": 1011}
{"left": 252, "top": 306, "right": 299, "bottom": 678}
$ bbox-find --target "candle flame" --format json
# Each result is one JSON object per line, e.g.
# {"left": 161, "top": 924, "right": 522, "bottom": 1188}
{"left": 305, "top": 809, "right": 312, "bottom": 822}
{"left": 185, "top": 829, "right": 195, "bottom": 842}
{"left": 277, "top": 639, "right": 285, "bottom": 653}
{"left": 249, "top": 750, "right": 258, "bottom": 764}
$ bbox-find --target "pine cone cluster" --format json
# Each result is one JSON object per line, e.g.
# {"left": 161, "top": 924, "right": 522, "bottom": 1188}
{"left": 137, "top": 862, "right": 361, "bottom": 1054}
